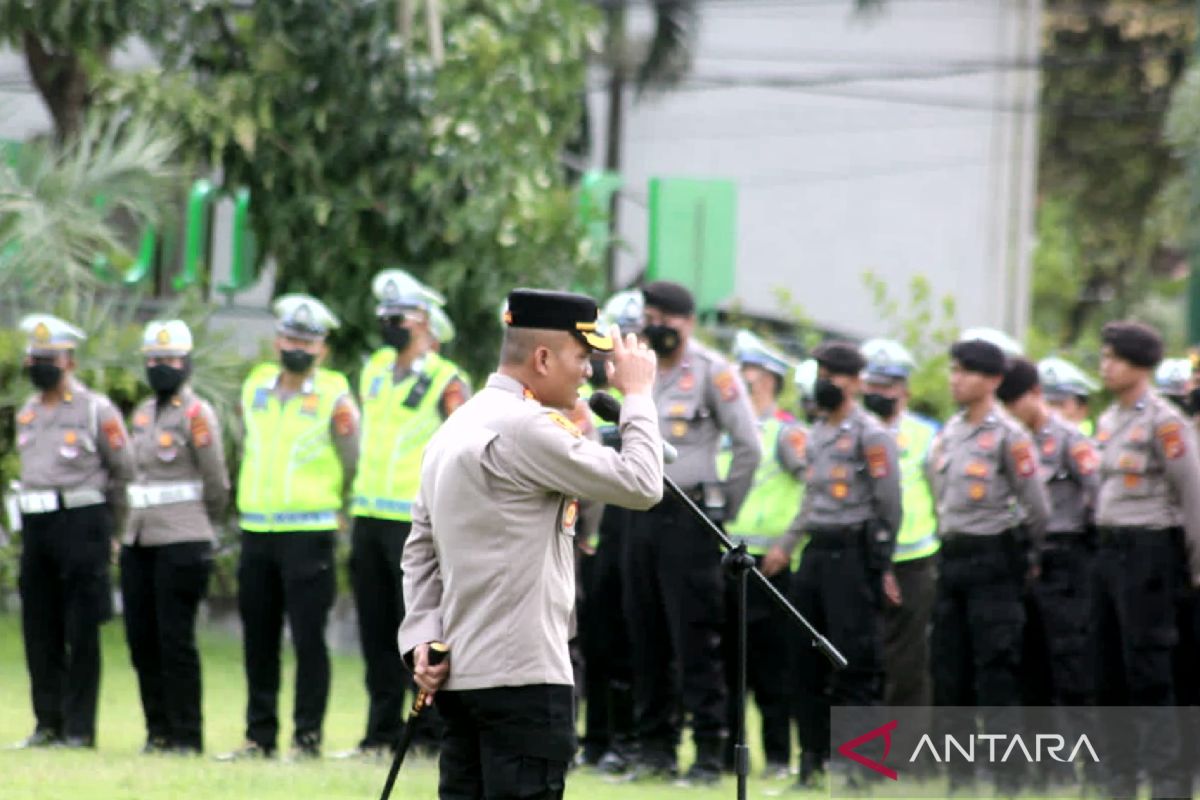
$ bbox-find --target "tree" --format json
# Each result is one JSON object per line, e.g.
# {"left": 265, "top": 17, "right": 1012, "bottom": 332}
{"left": 0, "top": 1, "right": 164, "bottom": 141}
{"left": 1036, "top": 1, "right": 1194, "bottom": 346}
{"left": 104, "top": 0, "right": 600, "bottom": 379}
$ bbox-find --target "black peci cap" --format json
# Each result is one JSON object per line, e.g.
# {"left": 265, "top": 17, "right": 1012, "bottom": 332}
{"left": 950, "top": 339, "right": 1006, "bottom": 376}
{"left": 504, "top": 289, "right": 613, "bottom": 352}
{"left": 1101, "top": 320, "right": 1163, "bottom": 369}
{"left": 997, "top": 357, "right": 1040, "bottom": 403}
{"left": 642, "top": 281, "right": 696, "bottom": 316}
{"left": 812, "top": 341, "right": 866, "bottom": 376}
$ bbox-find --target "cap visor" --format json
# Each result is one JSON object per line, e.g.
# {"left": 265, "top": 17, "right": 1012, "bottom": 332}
{"left": 581, "top": 330, "right": 614, "bottom": 352}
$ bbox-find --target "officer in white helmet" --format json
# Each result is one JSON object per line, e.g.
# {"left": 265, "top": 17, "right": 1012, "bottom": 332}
{"left": 1038, "top": 356, "right": 1099, "bottom": 436}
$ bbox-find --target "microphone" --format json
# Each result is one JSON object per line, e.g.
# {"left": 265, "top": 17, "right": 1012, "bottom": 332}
{"left": 588, "top": 391, "right": 678, "bottom": 464}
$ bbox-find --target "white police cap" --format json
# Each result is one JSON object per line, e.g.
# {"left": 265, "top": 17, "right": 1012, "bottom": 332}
{"left": 602, "top": 290, "right": 645, "bottom": 332}
{"left": 959, "top": 327, "right": 1024, "bottom": 356}
{"left": 20, "top": 313, "right": 86, "bottom": 355}
{"left": 273, "top": 294, "right": 340, "bottom": 340}
{"left": 733, "top": 330, "right": 792, "bottom": 379}
{"left": 373, "top": 269, "right": 445, "bottom": 315}
{"left": 1155, "top": 358, "right": 1192, "bottom": 395}
{"left": 861, "top": 337, "right": 916, "bottom": 381}
{"left": 793, "top": 358, "right": 819, "bottom": 398}
{"left": 1037, "top": 356, "right": 1098, "bottom": 397}
{"left": 429, "top": 304, "right": 456, "bottom": 344}
{"left": 141, "top": 320, "right": 193, "bottom": 357}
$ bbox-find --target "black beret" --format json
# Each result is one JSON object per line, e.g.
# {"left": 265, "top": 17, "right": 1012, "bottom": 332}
{"left": 997, "top": 357, "right": 1040, "bottom": 403}
{"left": 950, "top": 339, "right": 1006, "bottom": 376}
{"left": 812, "top": 340, "right": 866, "bottom": 376}
{"left": 504, "top": 288, "right": 613, "bottom": 352}
{"left": 642, "top": 281, "right": 695, "bottom": 316}
{"left": 1101, "top": 320, "right": 1163, "bottom": 368}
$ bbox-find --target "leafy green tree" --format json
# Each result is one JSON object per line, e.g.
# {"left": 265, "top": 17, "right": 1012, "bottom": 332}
{"left": 104, "top": 0, "right": 601, "bottom": 379}
{"left": 1036, "top": 1, "right": 1194, "bottom": 345}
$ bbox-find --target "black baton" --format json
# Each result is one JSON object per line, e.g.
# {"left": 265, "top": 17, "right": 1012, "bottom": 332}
{"left": 379, "top": 642, "right": 449, "bottom": 800}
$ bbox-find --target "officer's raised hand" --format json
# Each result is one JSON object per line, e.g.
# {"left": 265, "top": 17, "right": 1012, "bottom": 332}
{"left": 606, "top": 324, "right": 656, "bottom": 397}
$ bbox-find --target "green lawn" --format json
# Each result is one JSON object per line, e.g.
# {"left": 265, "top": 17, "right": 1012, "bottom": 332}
{"left": 0, "top": 612, "right": 797, "bottom": 799}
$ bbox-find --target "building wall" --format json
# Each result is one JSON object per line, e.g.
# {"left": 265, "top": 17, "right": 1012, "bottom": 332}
{"left": 591, "top": 0, "right": 1042, "bottom": 339}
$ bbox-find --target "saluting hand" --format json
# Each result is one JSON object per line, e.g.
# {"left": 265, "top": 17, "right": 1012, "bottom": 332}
{"left": 413, "top": 642, "right": 450, "bottom": 704}
{"left": 607, "top": 324, "right": 657, "bottom": 397}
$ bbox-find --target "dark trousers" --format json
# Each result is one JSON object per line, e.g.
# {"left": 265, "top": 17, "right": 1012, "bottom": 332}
{"left": 1021, "top": 536, "right": 1094, "bottom": 706}
{"left": 931, "top": 534, "right": 1026, "bottom": 789}
{"left": 349, "top": 516, "right": 442, "bottom": 749}
{"left": 238, "top": 529, "right": 336, "bottom": 749}
{"left": 120, "top": 540, "right": 213, "bottom": 750}
{"left": 19, "top": 504, "right": 113, "bottom": 741}
{"left": 437, "top": 684, "right": 575, "bottom": 800}
{"left": 1092, "top": 528, "right": 1187, "bottom": 798}
{"left": 791, "top": 532, "right": 884, "bottom": 763}
{"left": 883, "top": 554, "right": 936, "bottom": 708}
{"left": 722, "top": 557, "right": 792, "bottom": 768}
{"left": 578, "top": 506, "right": 634, "bottom": 760}
{"left": 623, "top": 497, "right": 726, "bottom": 765}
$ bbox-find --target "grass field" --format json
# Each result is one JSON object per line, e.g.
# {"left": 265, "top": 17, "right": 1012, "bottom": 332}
{"left": 0, "top": 612, "right": 797, "bottom": 799}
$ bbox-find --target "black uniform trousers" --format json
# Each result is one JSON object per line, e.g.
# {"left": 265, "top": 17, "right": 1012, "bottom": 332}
{"left": 1092, "top": 527, "right": 1188, "bottom": 799}
{"left": 722, "top": 556, "right": 792, "bottom": 768}
{"left": 120, "top": 540, "right": 213, "bottom": 750}
{"left": 349, "top": 516, "right": 442, "bottom": 750}
{"left": 579, "top": 506, "right": 634, "bottom": 761}
{"left": 19, "top": 504, "right": 113, "bottom": 742}
{"left": 791, "top": 529, "right": 884, "bottom": 764}
{"left": 437, "top": 684, "right": 575, "bottom": 800}
{"left": 883, "top": 554, "right": 936, "bottom": 708}
{"left": 1021, "top": 534, "right": 1094, "bottom": 707}
{"left": 623, "top": 495, "right": 727, "bottom": 767}
{"left": 238, "top": 529, "right": 336, "bottom": 749}
{"left": 931, "top": 533, "right": 1026, "bottom": 790}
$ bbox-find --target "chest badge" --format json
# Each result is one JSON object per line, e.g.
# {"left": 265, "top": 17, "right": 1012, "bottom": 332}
{"left": 976, "top": 431, "right": 996, "bottom": 451}
{"left": 678, "top": 371, "right": 695, "bottom": 392}
{"left": 969, "top": 482, "right": 986, "bottom": 500}
{"left": 1041, "top": 437, "right": 1057, "bottom": 456}
{"left": 830, "top": 482, "right": 849, "bottom": 500}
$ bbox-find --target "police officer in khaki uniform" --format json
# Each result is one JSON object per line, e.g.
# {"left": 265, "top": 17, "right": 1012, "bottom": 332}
{"left": 927, "top": 336, "right": 1049, "bottom": 794}
{"left": 399, "top": 288, "right": 664, "bottom": 800}
{"left": 766, "top": 341, "right": 901, "bottom": 788}
{"left": 344, "top": 270, "right": 469, "bottom": 759}
{"left": 623, "top": 281, "right": 761, "bottom": 784}
{"left": 8, "top": 314, "right": 134, "bottom": 749}
{"left": 121, "top": 320, "right": 229, "bottom": 754}
{"left": 220, "top": 294, "right": 361, "bottom": 761}
{"left": 1091, "top": 321, "right": 1200, "bottom": 798}
{"left": 997, "top": 357, "right": 1098, "bottom": 711}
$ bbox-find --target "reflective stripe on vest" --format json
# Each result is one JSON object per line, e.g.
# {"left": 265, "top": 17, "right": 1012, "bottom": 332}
{"left": 351, "top": 350, "right": 460, "bottom": 522}
{"left": 237, "top": 363, "right": 347, "bottom": 532}
{"left": 895, "top": 413, "right": 940, "bottom": 562}
{"left": 720, "top": 416, "right": 803, "bottom": 552}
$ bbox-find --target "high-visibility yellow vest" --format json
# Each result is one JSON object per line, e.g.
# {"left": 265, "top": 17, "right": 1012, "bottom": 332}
{"left": 893, "top": 412, "right": 940, "bottom": 562}
{"left": 720, "top": 414, "right": 804, "bottom": 556}
{"left": 237, "top": 363, "right": 349, "bottom": 532}
{"left": 352, "top": 349, "right": 462, "bottom": 522}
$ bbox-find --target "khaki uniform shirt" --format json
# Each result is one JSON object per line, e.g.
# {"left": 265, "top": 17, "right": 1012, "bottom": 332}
{"left": 927, "top": 404, "right": 1049, "bottom": 543}
{"left": 779, "top": 405, "right": 902, "bottom": 555}
{"left": 655, "top": 340, "right": 761, "bottom": 516}
{"left": 1095, "top": 390, "right": 1200, "bottom": 582}
{"left": 1033, "top": 413, "right": 1099, "bottom": 535}
{"left": 123, "top": 387, "right": 230, "bottom": 546}
{"left": 398, "top": 374, "right": 664, "bottom": 691}
{"left": 15, "top": 377, "right": 134, "bottom": 521}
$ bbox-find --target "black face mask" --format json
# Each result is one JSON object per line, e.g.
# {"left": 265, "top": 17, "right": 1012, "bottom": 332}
{"left": 863, "top": 392, "right": 898, "bottom": 419}
{"left": 643, "top": 324, "right": 681, "bottom": 357}
{"left": 146, "top": 364, "right": 187, "bottom": 398}
{"left": 1169, "top": 394, "right": 1192, "bottom": 415}
{"left": 381, "top": 323, "right": 412, "bottom": 353}
{"left": 1189, "top": 387, "right": 1200, "bottom": 417}
{"left": 813, "top": 377, "right": 845, "bottom": 411}
{"left": 280, "top": 348, "right": 316, "bottom": 375}
{"left": 588, "top": 356, "right": 610, "bottom": 389}
{"left": 26, "top": 361, "right": 63, "bottom": 391}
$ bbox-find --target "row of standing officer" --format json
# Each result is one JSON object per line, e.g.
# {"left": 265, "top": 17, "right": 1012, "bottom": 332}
{"left": 5, "top": 266, "right": 469, "bottom": 760}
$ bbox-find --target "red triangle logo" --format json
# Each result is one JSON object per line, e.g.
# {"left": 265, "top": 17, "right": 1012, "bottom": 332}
{"left": 837, "top": 719, "right": 899, "bottom": 780}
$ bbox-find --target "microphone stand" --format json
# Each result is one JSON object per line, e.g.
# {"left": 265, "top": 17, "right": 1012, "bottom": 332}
{"left": 663, "top": 475, "right": 846, "bottom": 800}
